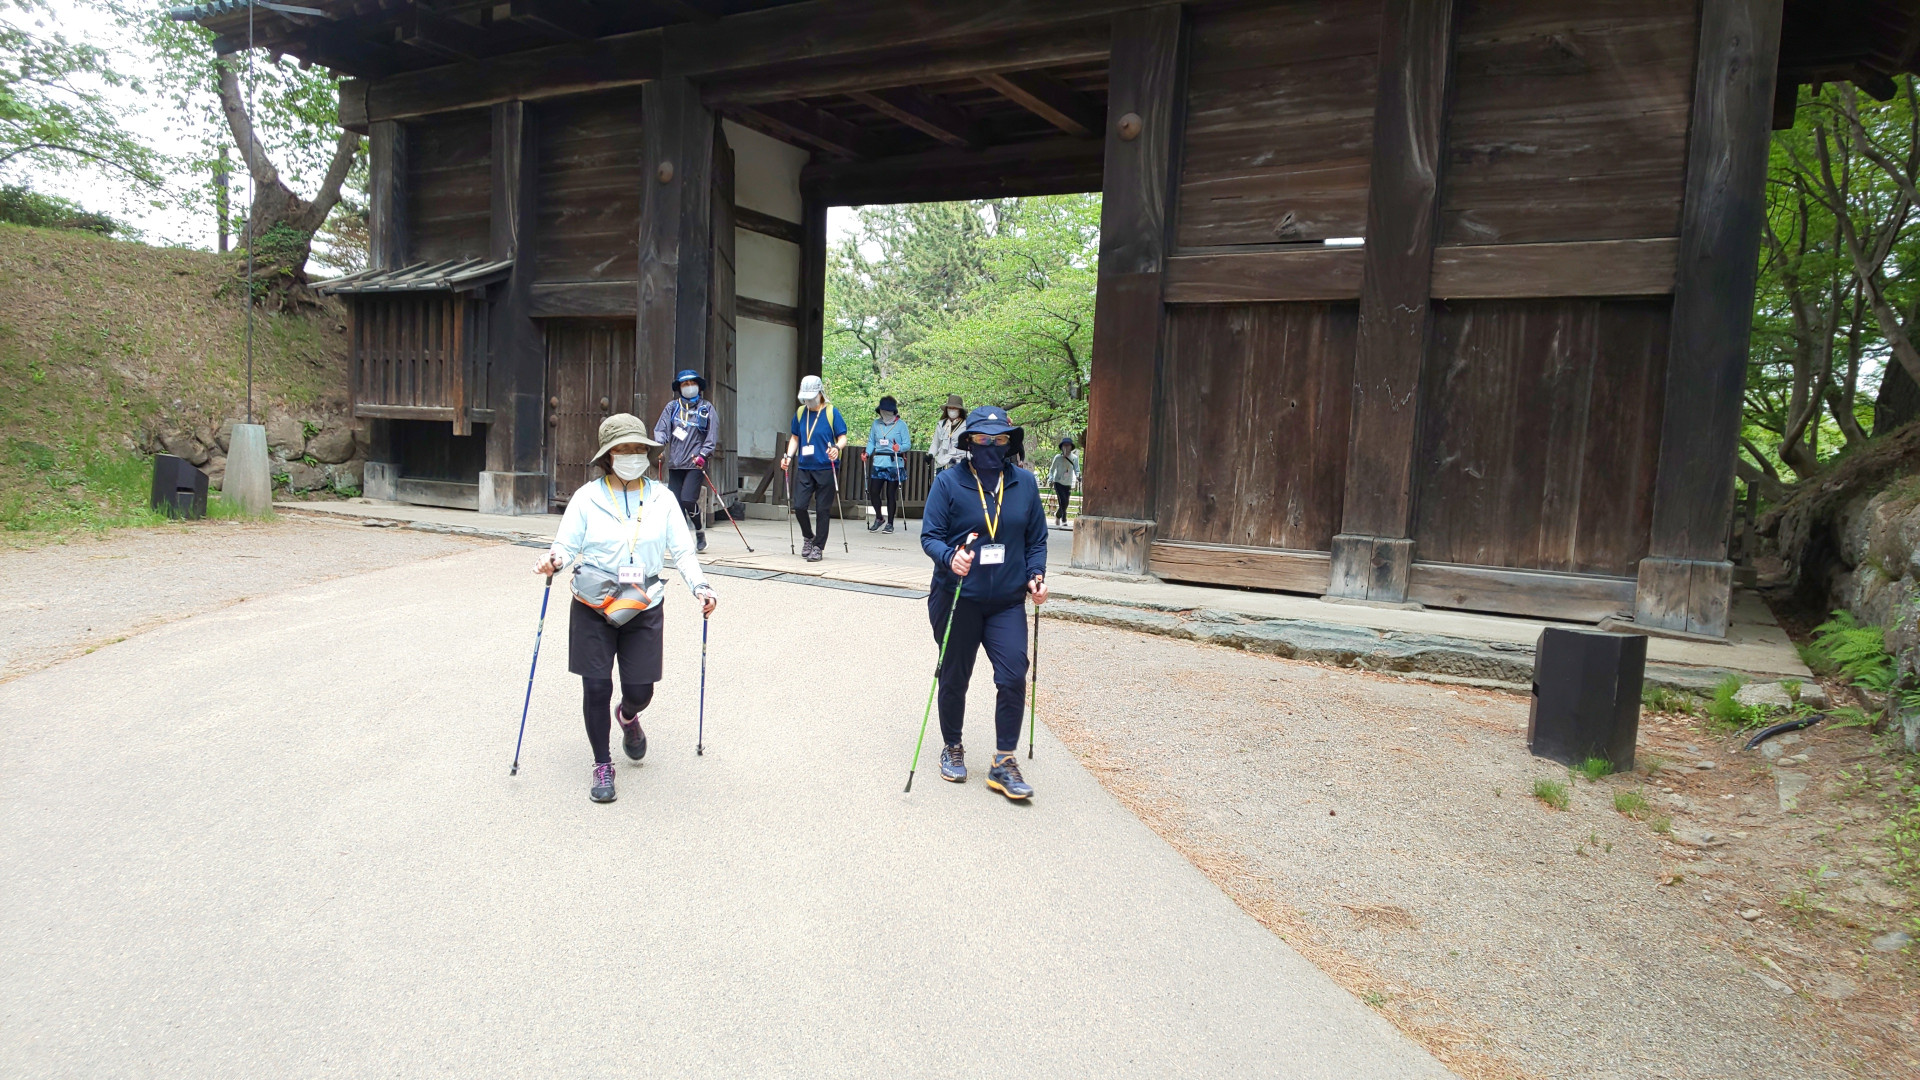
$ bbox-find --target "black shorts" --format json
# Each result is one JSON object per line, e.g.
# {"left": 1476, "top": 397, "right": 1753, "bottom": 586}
{"left": 567, "top": 598, "right": 664, "bottom": 682}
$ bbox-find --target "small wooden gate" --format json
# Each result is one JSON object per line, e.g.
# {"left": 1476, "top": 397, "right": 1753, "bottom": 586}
{"left": 544, "top": 319, "right": 637, "bottom": 505}
{"left": 321, "top": 259, "right": 511, "bottom": 436}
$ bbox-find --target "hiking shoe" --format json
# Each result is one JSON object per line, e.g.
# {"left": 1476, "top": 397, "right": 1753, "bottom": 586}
{"left": 616, "top": 703, "right": 647, "bottom": 761}
{"left": 882, "top": 520, "right": 894, "bottom": 534}
{"left": 867, "top": 518, "right": 881, "bottom": 532}
{"left": 696, "top": 534, "right": 707, "bottom": 554}
{"left": 806, "top": 544, "right": 824, "bottom": 562}
{"left": 939, "top": 743, "right": 967, "bottom": 783}
{"left": 986, "top": 754, "right": 1032, "bottom": 800}
{"left": 590, "top": 762, "right": 616, "bottom": 803}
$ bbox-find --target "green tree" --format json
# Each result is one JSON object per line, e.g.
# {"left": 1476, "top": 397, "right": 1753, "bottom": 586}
{"left": 0, "top": 0, "right": 163, "bottom": 186}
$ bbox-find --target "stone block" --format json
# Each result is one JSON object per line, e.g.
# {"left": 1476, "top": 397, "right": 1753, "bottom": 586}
{"left": 328, "top": 460, "right": 364, "bottom": 493}
{"left": 216, "top": 419, "right": 236, "bottom": 452}
{"left": 364, "top": 461, "right": 399, "bottom": 502}
{"left": 479, "top": 471, "right": 548, "bottom": 516}
{"left": 307, "top": 427, "right": 356, "bottom": 464}
{"left": 265, "top": 416, "right": 306, "bottom": 456}
{"left": 284, "top": 461, "right": 326, "bottom": 491}
{"left": 161, "top": 431, "right": 210, "bottom": 466}
{"left": 223, "top": 423, "right": 272, "bottom": 514}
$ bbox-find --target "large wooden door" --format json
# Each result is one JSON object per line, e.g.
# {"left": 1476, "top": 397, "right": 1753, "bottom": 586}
{"left": 544, "top": 319, "right": 637, "bottom": 506}
{"left": 706, "top": 126, "right": 739, "bottom": 507}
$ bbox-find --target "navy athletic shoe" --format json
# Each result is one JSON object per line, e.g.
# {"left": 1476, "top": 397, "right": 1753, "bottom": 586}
{"left": 616, "top": 704, "right": 647, "bottom": 761}
{"left": 590, "top": 762, "right": 616, "bottom": 803}
{"left": 696, "top": 533, "right": 707, "bottom": 554}
{"left": 986, "top": 754, "right": 1032, "bottom": 800}
{"left": 939, "top": 743, "right": 967, "bottom": 783}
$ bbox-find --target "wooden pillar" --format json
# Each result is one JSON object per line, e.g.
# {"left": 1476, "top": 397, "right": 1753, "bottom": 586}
{"left": 638, "top": 76, "right": 715, "bottom": 428}
{"left": 479, "top": 100, "right": 548, "bottom": 514}
{"left": 1327, "top": 0, "right": 1458, "bottom": 603}
{"left": 367, "top": 120, "right": 407, "bottom": 271}
{"left": 798, "top": 193, "right": 827, "bottom": 382}
{"left": 1070, "top": 4, "right": 1187, "bottom": 577}
{"left": 1635, "top": 0, "right": 1785, "bottom": 637}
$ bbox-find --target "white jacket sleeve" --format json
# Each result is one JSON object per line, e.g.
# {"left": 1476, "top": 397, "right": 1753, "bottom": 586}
{"left": 549, "top": 489, "right": 590, "bottom": 566}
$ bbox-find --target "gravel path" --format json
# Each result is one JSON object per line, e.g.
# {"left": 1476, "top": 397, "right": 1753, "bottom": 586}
{"left": 1038, "top": 620, "right": 1916, "bottom": 1080}
{"left": 0, "top": 517, "right": 488, "bottom": 682}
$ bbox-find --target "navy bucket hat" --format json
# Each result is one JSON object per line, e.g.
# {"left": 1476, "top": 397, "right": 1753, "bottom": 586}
{"left": 673, "top": 368, "right": 707, "bottom": 392}
{"left": 960, "top": 405, "right": 1025, "bottom": 462}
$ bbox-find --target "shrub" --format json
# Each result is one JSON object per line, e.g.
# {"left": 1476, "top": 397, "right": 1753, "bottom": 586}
{"left": 0, "top": 185, "right": 128, "bottom": 237}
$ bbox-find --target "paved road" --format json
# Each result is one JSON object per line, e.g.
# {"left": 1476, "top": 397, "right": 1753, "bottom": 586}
{"left": 2, "top": 541, "right": 1454, "bottom": 1079}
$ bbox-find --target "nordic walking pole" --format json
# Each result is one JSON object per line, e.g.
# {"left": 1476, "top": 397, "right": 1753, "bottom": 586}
{"left": 907, "top": 532, "right": 976, "bottom": 793}
{"left": 784, "top": 459, "right": 795, "bottom": 555}
{"left": 510, "top": 573, "right": 555, "bottom": 776}
{"left": 696, "top": 610, "right": 709, "bottom": 755}
{"left": 698, "top": 467, "right": 752, "bottom": 551}
{"left": 1027, "top": 598, "right": 1039, "bottom": 759}
{"left": 828, "top": 453, "right": 850, "bottom": 553}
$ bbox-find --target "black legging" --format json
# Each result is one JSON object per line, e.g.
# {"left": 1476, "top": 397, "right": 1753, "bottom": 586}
{"left": 581, "top": 678, "right": 655, "bottom": 764}
{"left": 793, "top": 468, "right": 834, "bottom": 543}
{"left": 1053, "top": 483, "right": 1072, "bottom": 523}
{"left": 869, "top": 475, "right": 899, "bottom": 520}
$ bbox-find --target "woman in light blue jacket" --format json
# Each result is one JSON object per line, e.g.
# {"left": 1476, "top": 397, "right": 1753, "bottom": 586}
{"left": 864, "top": 395, "right": 910, "bottom": 534}
{"left": 535, "top": 413, "right": 717, "bottom": 804}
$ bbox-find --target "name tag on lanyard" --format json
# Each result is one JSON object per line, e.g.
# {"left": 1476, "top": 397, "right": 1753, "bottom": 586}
{"left": 673, "top": 425, "right": 688, "bottom": 441}
{"left": 618, "top": 565, "right": 649, "bottom": 586}
{"left": 801, "top": 444, "right": 816, "bottom": 457}
{"left": 979, "top": 544, "right": 1006, "bottom": 566}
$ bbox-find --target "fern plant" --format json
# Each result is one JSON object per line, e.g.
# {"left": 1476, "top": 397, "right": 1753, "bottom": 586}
{"left": 1811, "top": 611, "right": 1895, "bottom": 693}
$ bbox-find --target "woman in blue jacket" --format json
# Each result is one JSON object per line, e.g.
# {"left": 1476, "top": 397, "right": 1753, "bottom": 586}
{"left": 918, "top": 405, "right": 1050, "bottom": 800}
{"left": 864, "top": 395, "right": 910, "bottom": 533}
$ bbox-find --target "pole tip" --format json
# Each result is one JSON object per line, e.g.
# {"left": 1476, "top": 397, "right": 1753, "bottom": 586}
{"left": 509, "top": 765, "right": 518, "bottom": 775}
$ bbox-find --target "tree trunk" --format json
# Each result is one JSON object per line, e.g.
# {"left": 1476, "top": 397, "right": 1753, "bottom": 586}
{"left": 218, "top": 63, "right": 360, "bottom": 302}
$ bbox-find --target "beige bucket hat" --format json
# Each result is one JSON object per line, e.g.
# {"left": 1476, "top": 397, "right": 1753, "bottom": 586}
{"left": 592, "top": 412, "right": 662, "bottom": 465}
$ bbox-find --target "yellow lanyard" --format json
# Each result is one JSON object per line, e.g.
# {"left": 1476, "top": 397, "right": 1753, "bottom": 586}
{"left": 677, "top": 399, "right": 697, "bottom": 428}
{"left": 803, "top": 404, "right": 827, "bottom": 447}
{"left": 970, "top": 465, "right": 1005, "bottom": 541}
{"left": 605, "top": 477, "right": 645, "bottom": 563}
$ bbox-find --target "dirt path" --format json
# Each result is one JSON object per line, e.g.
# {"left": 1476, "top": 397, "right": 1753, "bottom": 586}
{"left": 1039, "top": 621, "right": 1918, "bottom": 1080}
{"left": 0, "top": 517, "right": 492, "bottom": 683}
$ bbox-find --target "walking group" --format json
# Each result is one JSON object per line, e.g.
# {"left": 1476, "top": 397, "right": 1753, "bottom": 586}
{"left": 525, "top": 372, "right": 1075, "bottom": 806}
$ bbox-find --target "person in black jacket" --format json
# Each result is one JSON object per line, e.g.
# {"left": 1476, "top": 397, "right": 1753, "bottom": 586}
{"left": 918, "top": 405, "right": 1050, "bottom": 800}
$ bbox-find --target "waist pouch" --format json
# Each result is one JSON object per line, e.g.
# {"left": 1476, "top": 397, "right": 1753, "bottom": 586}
{"left": 570, "top": 564, "right": 654, "bottom": 626}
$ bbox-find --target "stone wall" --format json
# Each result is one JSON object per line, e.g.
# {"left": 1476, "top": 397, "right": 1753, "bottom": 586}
{"left": 141, "top": 410, "right": 367, "bottom": 497}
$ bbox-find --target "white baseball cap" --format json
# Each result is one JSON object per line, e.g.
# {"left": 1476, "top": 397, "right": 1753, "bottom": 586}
{"left": 797, "top": 375, "right": 824, "bottom": 402}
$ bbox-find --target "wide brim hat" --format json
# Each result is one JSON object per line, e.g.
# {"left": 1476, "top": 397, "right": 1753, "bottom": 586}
{"left": 944, "top": 394, "right": 965, "bottom": 412}
{"left": 673, "top": 368, "right": 708, "bottom": 392}
{"left": 592, "top": 412, "right": 662, "bottom": 465}
{"left": 1059, "top": 436, "right": 1075, "bottom": 448}
{"left": 876, "top": 395, "right": 898, "bottom": 414}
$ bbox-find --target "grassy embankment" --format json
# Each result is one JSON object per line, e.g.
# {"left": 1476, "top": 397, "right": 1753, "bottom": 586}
{"left": 0, "top": 223, "right": 347, "bottom": 536}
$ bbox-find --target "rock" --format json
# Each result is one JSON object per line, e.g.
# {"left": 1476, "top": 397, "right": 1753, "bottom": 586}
{"left": 1734, "top": 682, "right": 1794, "bottom": 710}
{"left": 265, "top": 416, "right": 306, "bottom": 457}
{"left": 1672, "top": 828, "right": 1726, "bottom": 848}
{"left": 362, "top": 519, "right": 399, "bottom": 528}
{"left": 282, "top": 460, "right": 326, "bottom": 492}
{"left": 326, "top": 460, "right": 363, "bottom": 492}
{"left": 1694, "top": 760, "right": 1717, "bottom": 770}
{"left": 1751, "top": 971, "right": 1793, "bottom": 995}
{"left": 216, "top": 419, "right": 236, "bottom": 452}
{"left": 1739, "top": 908, "right": 1763, "bottom": 920}
{"left": 1800, "top": 683, "right": 1830, "bottom": 708}
{"left": 160, "top": 432, "right": 210, "bottom": 466}
{"left": 307, "top": 427, "right": 355, "bottom": 464}
{"left": 1775, "top": 768, "right": 1810, "bottom": 812}
{"left": 204, "top": 456, "right": 225, "bottom": 490}
{"left": 1760, "top": 741, "right": 1785, "bottom": 760}
{"left": 1871, "top": 930, "right": 1912, "bottom": 953}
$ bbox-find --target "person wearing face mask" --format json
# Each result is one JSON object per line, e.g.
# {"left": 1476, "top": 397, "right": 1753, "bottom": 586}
{"left": 864, "top": 395, "right": 910, "bottom": 534}
{"left": 780, "top": 374, "right": 847, "bottom": 562}
{"left": 918, "top": 405, "right": 1050, "bottom": 801}
{"left": 652, "top": 369, "right": 720, "bottom": 554}
{"left": 535, "top": 414, "right": 718, "bottom": 804}
{"left": 928, "top": 394, "right": 968, "bottom": 472}
{"left": 1047, "top": 436, "right": 1079, "bottom": 526}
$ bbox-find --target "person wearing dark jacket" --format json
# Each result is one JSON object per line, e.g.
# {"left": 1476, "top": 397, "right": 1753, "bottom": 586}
{"left": 652, "top": 368, "right": 720, "bottom": 553}
{"left": 918, "top": 405, "right": 1049, "bottom": 800}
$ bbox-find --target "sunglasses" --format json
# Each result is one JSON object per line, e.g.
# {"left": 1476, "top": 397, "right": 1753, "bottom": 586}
{"left": 969, "top": 434, "right": 1011, "bottom": 446}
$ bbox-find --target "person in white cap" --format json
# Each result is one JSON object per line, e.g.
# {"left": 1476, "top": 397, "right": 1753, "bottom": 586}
{"left": 781, "top": 374, "right": 847, "bottom": 562}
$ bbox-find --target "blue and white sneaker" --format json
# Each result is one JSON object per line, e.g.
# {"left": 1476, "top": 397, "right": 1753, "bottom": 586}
{"left": 986, "top": 754, "right": 1032, "bottom": 800}
{"left": 940, "top": 743, "right": 967, "bottom": 783}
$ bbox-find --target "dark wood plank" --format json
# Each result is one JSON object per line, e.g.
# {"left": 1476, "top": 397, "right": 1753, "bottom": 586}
{"left": 1162, "top": 247, "right": 1364, "bottom": 303}
{"left": 803, "top": 136, "right": 1104, "bottom": 205}
{"left": 1429, "top": 238, "right": 1679, "bottom": 298}
{"left": 799, "top": 194, "right": 826, "bottom": 380}
{"left": 1155, "top": 303, "right": 1356, "bottom": 551}
{"left": 1333, "top": 0, "right": 1458, "bottom": 600}
{"left": 408, "top": 111, "right": 492, "bottom": 264}
{"left": 487, "top": 100, "right": 544, "bottom": 472}
{"left": 506, "top": 0, "right": 602, "bottom": 41}
{"left": 534, "top": 88, "right": 643, "bottom": 283}
{"left": 846, "top": 88, "right": 983, "bottom": 149}
{"left": 737, "top": 295, "right": 800, "bottom": 327}
{"left": 1078, "top": 5, "right": 1186, "bottom": 552}
{"left": 1407, "top": 562, "right": 1637, "bottom": 621}
{"left": 339, "top": 79, "right": 369, "bottom": 134}
{"left": 368, "top": 120, "right": 407, "bottom": 269}
{"left": 976, "top": 70, "right": 1102, "bottom": 138}
{"left": 730, "top": 101, "right": 883, "bottom": 159}
{"left": 638, "top": 77, "right": 714, "bottom": 426}
{"left": 531, "top": 280, "right": 636, "bottom": 318}
{"left": 735, "top": 205, "right": 805, "bottom": 245}
{"left": 1148, "top": 540, "right": 1333, "bottom": 594}
{"left": 396, "top": 8, "right": 499, "bottom": 64}
{"left": 362, "top": 30, "right": 664, "bottom": 123}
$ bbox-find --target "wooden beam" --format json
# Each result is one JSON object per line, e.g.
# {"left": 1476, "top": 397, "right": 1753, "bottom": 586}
{"left": 486, "top": 101, "right": 541, "bottom": 462}
{"left": 1637, "top": 0, "right": 1786, "bottom": 638}
{"left": 737, "top": 295, "right": 801, "bottom": 328}
{"left": 505, "top": 0, "right": 602, "bottom": 41}
{"left": 367, "top": 120, "right": 407, "bottom": 270}
{"left": 653, "top": 0, "right": 719, "bottom": 22}
{"left": 530, "top": 280, "right": 634, "bottom": 318}
{"left": 1408, "top": 562, "right": 1637, "bottom": 623}
{"left": 1148, "top": 541, "right": 1331, "bottom": 595}
{"left": 1162, "top": 247, "right": 1364, "bottom": 303}
{"left": 1429, "top": 239, "right": 1679, "bottom": 299}
{"left": 1072, "top": 4, "right": 1186, "bottom": 577}
{"left": 339, "top": 78, "right": 370, "bottom": 134}
{"left": 361, "top": 29, "right": 663, "bottom": 123}
{"left": 798, "top": 194, "right": 827, "bottom": 380}
{"left": 735, "top": 205, "right": 804, "bottom": 246}
{"left": 802, "top": 136, "right": 1103, "bottom": 205}
{"left": 730, "top": 101, "right": 881, "bottom": 159}
{"left": 395, "top": 9, "right": 498, "bottom": 63}
{"left": 639, "top": 77, "right": 715, "bottom": 427}
{"left": 846, "top": 88, "right": 983, "bottom": 149}
{"left": 1328, "top": 0, "right": 1458, "bottom": 603}
{"left": 976, "top": 70, "right": 1102, "bottom": 138}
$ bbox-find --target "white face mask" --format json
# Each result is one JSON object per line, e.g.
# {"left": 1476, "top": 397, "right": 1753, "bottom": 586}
{"left": 880, "top": 412, "right": 896, "bottom": 424}
{"left": 680, "top": 384, "right": 699, "bottom": 400}
{"left": 610, "top": 453, "right": 649, "bottom": 481}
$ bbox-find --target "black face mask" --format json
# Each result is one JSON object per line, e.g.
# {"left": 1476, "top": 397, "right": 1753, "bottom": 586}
{"left": 969, "top": 442, "right": 1008, "bottom": 471}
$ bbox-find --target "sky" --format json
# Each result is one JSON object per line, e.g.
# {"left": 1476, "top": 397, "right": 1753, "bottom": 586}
{"left": 19, "top": 1, "right": 864, "bottom": 254}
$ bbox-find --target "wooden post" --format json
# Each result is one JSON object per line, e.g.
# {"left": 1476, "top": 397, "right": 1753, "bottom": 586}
{"left": 479, "top": 99, "right": 549, "bottom": 515}
{"left": 1070, "top": 4, "right": 1186, "bottom": 577}
{"left": 1327, "top": 0, "right": 1458, "bottom": 604}
{"left": 798, "top": 192, "right": 827, "bottom": 382}
{"left": 638, "top": 76, "right": 714, "bottom": 428}
{"left": 1635, "top": 0, "right": 1785, "bottom": 637}
{"left": 368, "top": 121, "right": 408, "bottom": 271}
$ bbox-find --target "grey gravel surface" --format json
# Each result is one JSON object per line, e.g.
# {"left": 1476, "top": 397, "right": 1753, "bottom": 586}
{"left": 1039, "top": 622, "right": 1909, "bottom": 1080}
{"left": 1, "top": 540, "right": 1453, "bottom": 1079}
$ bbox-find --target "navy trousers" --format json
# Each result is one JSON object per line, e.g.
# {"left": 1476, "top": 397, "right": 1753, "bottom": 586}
{"left": 928, "top": 591, "right": 1028, "bottom": 753}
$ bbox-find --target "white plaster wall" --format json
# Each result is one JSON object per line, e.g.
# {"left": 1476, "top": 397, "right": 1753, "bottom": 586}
{"left": 721, "top": 119, "right": 808, "bottom": 461}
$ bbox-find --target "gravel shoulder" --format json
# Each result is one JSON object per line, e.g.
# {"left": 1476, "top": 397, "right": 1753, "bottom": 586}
{"left": 0, "top": 517, "right": 491, "bottom": 682}
{"left": 1039, "top": 620, "right": 1919, "bottom": 1080}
